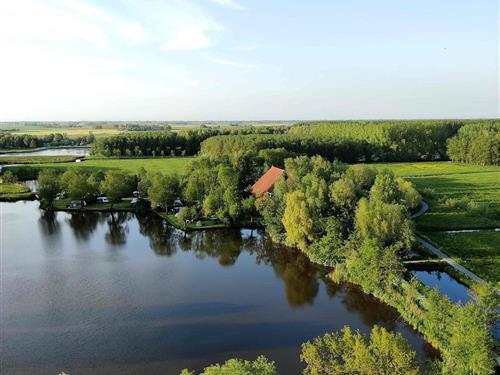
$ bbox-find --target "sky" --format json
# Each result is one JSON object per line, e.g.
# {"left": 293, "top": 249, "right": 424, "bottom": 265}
{"left": 0, "top": 0, "right": 498, "bottom": 121}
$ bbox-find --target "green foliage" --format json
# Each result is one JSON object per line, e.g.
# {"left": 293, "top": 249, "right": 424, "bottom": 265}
{"left": 0, "top": 132, "right": 93, "bottom": 149}
{"left": 369, "top": 170, "right": 421, "bottom": 210}
{"left": 180, "top": 356, "right": 277, "bottom": 375}
{"left": 447, "top": 122, "right": 500, "bottom": 165}
{"left": 177, "top": 207, "right": 196, "bottom": 226}
{"left": 1, "top": 170, "right": 17, "bottom": 183}
{"left": 100, "top": 172, "right": 133, "bottom": 204}
{"left": 60, "top": 169, "right": 95, "bottom": 200}
{"left": 37, "top": 169, "right": 60, "bottom": 205}
{"left": 282, "top": 190, "right": 315, "bottom": 250}
{"left": 307, "top": 217, "right": 346, "bottom": 265}
{"left": 301, "top": 325, "right": 421, "bottom": 375}
{"left": 346, "top": 239, "right": 404, "bottom": 293}
{"left": 442, "top": 303, "right": 495, "bottom": 374}
{"left": 354, "top": 198, "right": 414, "bottom": 253}
{"left": 147, "top": 173, "right": 180, "bottom": 209}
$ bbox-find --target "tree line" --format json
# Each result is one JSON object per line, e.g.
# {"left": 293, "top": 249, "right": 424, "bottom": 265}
{"left": 200, "top": 119, "right": 500, "bottom": 163}
{"left": 447, "top": 122, "right": 499, "bottom": 165}
{"left": 90, "top": 127, "right": 287, "bottom": 158}
{"left": 0, "top": 133, "right": 94, "bottom": 149}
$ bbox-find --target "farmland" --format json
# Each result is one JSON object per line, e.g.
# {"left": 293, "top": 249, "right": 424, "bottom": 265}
{"left": 423, "top": 231, "right": 500, "bottom": 285}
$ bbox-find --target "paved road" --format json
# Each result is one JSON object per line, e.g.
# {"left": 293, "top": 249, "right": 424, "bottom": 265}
{"left": 411, "top": 201, "right": 494, "bottom": 288}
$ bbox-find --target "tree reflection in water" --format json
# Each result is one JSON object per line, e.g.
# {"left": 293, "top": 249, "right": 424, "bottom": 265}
{"left": 136, "top": 212, "right": 180, "bottom": 256}
{"left": 38, "top": 210, "right": 60, "bottom": 236}
{"left": 65, "top": 212, "right": 101, "bottom": 240}
{"left": 105, "top": 212, "right": 131, "bottom": 246}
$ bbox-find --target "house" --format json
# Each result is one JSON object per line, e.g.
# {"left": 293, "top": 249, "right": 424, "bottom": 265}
{"left": 251, "top": 166, "right": 286, "bottom": 196}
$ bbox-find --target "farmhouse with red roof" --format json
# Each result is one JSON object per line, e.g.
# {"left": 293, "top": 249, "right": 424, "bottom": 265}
{"left": 251, "top": 166, "right": 286, "bottom": 196}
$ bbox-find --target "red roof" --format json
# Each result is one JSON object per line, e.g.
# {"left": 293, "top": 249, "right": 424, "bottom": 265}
{"left": 251, "top": 166, "right": 285, "bottom": 195}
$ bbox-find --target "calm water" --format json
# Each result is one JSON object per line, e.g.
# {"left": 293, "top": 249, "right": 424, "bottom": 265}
{"left": 0, "top": 147, "right": 90, "bottom": 157}
{"left": 412, "top": 270, "right": 471, "bottom": 304}
{"left": 1, "top": 201, "right": 435, "bottom": 374}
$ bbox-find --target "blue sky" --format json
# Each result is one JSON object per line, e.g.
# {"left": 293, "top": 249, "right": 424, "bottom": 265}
{"left": 0, "top": 0, "right": 498, "bottom": 120}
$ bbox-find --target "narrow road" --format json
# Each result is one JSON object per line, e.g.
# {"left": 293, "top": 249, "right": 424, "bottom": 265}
{"left": 411, "top": 201, "right": 493, "bottom": 287}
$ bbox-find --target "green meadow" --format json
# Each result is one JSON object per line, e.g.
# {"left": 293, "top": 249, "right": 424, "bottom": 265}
{"left": 9, "top": 157, "right": 195, "bottom": 176}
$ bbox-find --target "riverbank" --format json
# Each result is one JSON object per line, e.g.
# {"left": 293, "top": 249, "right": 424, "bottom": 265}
{"left": 0, "top": 145, "right": 90, "bottom": 155}
{"left": 0, "top": 183, "right": 36, "bottom": 201}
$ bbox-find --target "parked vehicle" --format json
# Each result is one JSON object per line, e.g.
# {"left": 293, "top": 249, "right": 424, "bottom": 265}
{"left": 67, "top": 200, "right": 87, "bottom": 209}
{"left": 96, "top": 196, "right": 109, "bottom": 204}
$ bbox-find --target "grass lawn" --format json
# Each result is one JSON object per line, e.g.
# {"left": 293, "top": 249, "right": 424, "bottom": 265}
{"left": 423, "top": 231, "right": 500, "bottom": 285}
{"left": 368, "top": 161, "right": 500, "bottom": 177}
{"left": 0, "top": 183, "right": 35, "bottom": 200}
{"left": 11, "top": 157, "right": 195, "bottom": 175}
{"left": 50, "top": 197, "right": 134, "bottom": 211}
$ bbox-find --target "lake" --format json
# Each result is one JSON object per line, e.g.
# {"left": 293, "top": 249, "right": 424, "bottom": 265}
{"left": 0, "top": 147, "right": 90, "bottom": 157}
{"left": 411, "top": 269, "right": 471, "bottom": 304}
{"left": 1, "top": 201, "right": 435, "bottom": 374}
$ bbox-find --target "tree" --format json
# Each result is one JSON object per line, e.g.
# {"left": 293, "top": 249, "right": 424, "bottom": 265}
{"left": 354, "top": 198, "right": 414, "bottom": 253}
{"left": 2, "top": 170, "right": 17, "bottom": 184}
{"left": 180, "top": 356, "right": 277, "bottom": 375}
{"left": 442, "top": 303, "right": 495, "bottom": 375}
{"left": 307, "top": 217, "right": 346, "bottom": 265}
{"left": 345, "top": 239, "right": 403, "bottom": 292}
{"left": 148, "top": 173, "right": 180, "bottom": 210}
{"left": 100, "top": 172, "right": 130, "bottom": 208}
{"left": 301, "top": 325, "right": 421, "bottom": 375}
{"left": 177, "top": 207, "right": 196, "bottom": 227}
{"left": 282, "top": 190, "right": 314, "bottom": 251}
{"left": 37, "top": 169, "right": 60, "bottom": 206}
{"left": 60, "top": 169, "right": 93, "bottom": 200}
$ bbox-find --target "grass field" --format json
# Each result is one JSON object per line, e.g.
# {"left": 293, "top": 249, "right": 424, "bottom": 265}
{"left": 50, "top": 197, "right": 134, "bottom": 211}
{"left": 11, "top": 157, "right": 195, "bottom": 175}
{"left": 373, "top": 162, "right": 500, "bottom": 230}
{"left": 411, "top": 172, "right": 500, "bottom": 230}
{"left": 423, "top": 231, "right": 500, "bottom": 285}
{"left": 369, "top": 161, "right": 500, "bottom": 177}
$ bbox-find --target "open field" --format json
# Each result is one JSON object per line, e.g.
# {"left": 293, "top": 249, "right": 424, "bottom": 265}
{"left": 7, "top": 127, "right": 122, "bottom": 138}
{"left": 423, "top": 231, "right": 500, "bottom": 285}
{"left": 369, "top": 161, "right": 500, "bottom": 177}
{"left": 8, "top": 157, "right": 195, "bottom": 176}
{"left": 365, "top": 162, "right": 500, "bottom": 229}
{"left": 410, "top": 171, "right": 500, "bottom": 230}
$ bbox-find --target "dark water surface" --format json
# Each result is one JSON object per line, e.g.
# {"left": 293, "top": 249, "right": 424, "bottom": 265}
{"left": 1, "top": 201, "right": 435, "bottom": 374}
{"left": 411, "top": 270, "right": 471, "bottom": 304}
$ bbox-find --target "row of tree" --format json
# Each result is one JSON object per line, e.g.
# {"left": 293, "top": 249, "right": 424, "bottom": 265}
{"left": 38, "top": 169, "right": 136, "bottom": 207}
{"left": 447, "top": 122, "right": 499, "bottom": 165}
{"left": 90, "top": 127, "right": 287, "bottom": 158}
{"left": 200, "top": 119, "right": 500, "bottom": 163}
{"left": 0, "top": 133, "right": 94, "bottom": 149}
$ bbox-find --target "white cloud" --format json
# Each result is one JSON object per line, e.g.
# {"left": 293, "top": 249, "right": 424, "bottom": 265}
{"left": 161, "top": 23, "right": 219, "bottom": 51}
{"left": 207, "top": 57, "right": 255, "bottom": 69}
{"left": 210, "top": 0, "right": 247, "bottom": 11}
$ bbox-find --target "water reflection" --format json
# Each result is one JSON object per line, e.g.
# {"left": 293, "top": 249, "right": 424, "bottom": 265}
{"left": 1, "top": 202, "right": 435, "bottom": 375}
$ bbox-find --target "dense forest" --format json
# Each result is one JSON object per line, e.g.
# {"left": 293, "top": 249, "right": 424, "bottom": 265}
{"left": 201, "top": 120, "right": 500, "bottom": 164}
{"left": 0, "top": 133, "right": 94, "bottom": 149}
{"left": 447, "top": 122, "right": 500, "bottom": 165}
{"left": 90, "top": 127, "right": 287, "bottom": 157}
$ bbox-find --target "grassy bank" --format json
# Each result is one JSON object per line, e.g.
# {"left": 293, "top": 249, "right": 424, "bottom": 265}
{"left": 0, "top": 155, "right": 80, "bottom": 164}
{"left": 47, "top": 197, "right": 135, "bottom": 211}
{"left": 0, "top": 183, "right": 35, "bottom": 201}
{"left": 160, "top": 213, "right": 227, "bottom": 230}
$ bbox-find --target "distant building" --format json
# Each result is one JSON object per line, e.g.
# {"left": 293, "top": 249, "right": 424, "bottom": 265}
{"left": 251, "top": 166, "right": 286, "bottom": 196}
